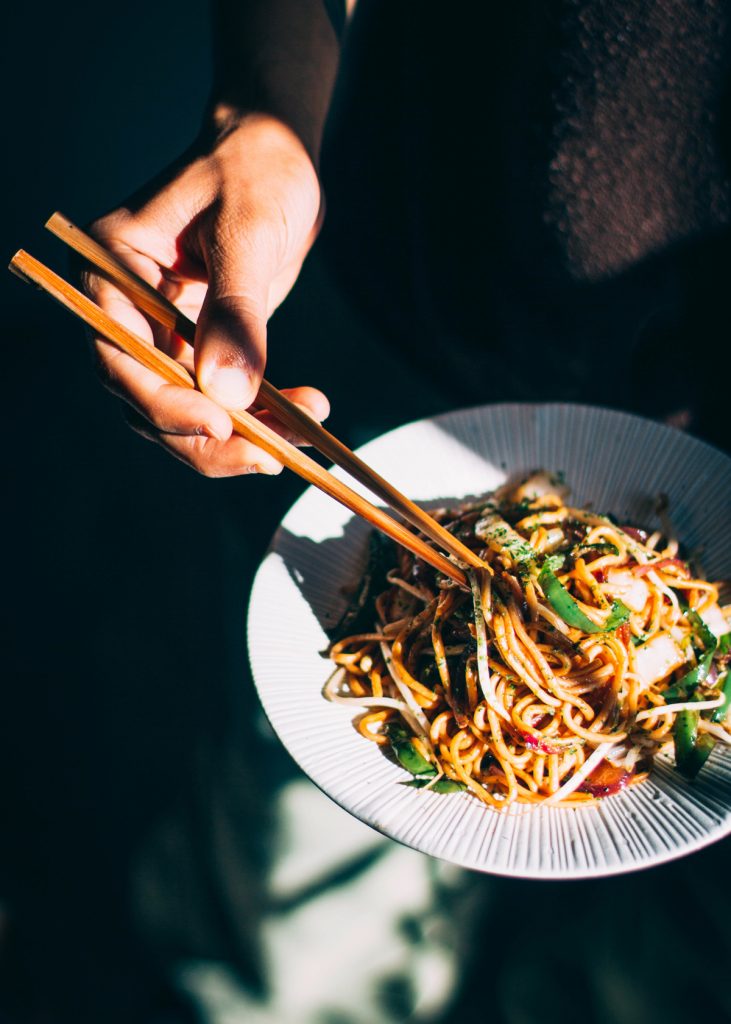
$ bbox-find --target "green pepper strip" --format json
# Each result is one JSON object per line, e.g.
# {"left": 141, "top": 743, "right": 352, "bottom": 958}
{"left": 688, "top": 609, "right": 716, "bottom": 653}
{"left": 404, "top": 777, "right": 466, "bottom": 793}
{"left": 674, "top": 699, "right": 716, "bottom": 780}
{"left": 538, "top": 567, "right": 630, "bottom": 633}
{"left": 542, "top": 553, "right": 565, "bottom": 573}
{"left": 386, "top": 724, "right": 435, "bottom": 778}
{"left": 663, "top": 611, "right": 717, "bottom": 701}
{"left": 387, "top": 724, "right": 466, "bottom": 792}
{"left": 711, "top": 670, "right": 731, "bottom": 724}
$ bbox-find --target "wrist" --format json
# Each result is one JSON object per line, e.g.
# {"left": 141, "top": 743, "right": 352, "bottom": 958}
{"left": 205, "top": 104, "right": 321, "bottom": 173}
{"left": 205, "top": 76, "right": 326, "bottom": 166}
{"left": 207, "top": 0, "right": 339, "bottom": 168}
{"left": 207, "top": 105, "right": 292, "bottom": 146}
{"left": 208, "top": 112, "right": 320, "bottom": 185}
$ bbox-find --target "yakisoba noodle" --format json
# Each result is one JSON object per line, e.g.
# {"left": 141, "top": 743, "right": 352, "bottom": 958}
{"left": 325, "top": 472, "right": 731, "bottom": 807}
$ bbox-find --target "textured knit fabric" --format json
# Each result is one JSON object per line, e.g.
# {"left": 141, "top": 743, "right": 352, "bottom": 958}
{"left": 322, "top": 0, "right": 731, "bottom": 446}
{"left": 548, "top": 0, "right": 730, "bottom": 281}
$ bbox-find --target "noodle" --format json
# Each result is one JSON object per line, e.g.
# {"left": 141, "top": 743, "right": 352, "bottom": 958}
{"left": 325, "top": 472, "right": 731, "bottom": 807}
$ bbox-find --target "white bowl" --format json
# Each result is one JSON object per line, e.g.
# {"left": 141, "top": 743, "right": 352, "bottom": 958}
{"left": 247, "top": 403, "right": 731, "bottom": 879}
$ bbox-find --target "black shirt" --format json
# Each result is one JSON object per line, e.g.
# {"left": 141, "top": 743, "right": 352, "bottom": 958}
{"left": 321, "top": 0, "right": 731, "bottom": 449}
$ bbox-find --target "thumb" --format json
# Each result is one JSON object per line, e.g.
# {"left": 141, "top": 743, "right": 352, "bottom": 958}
{"left": 195, "top": 220, "right": 276, "bottom": 410}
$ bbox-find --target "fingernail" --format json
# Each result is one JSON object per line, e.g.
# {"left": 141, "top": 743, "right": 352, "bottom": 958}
{"left": 202, "top": 367, "right": 250, "bottom": 408}
{"left": 254, "top": 459, "right": 284, "bottom": 476}
{"left": 196, "top": 424, "right": 226, "bottom": 441}
{"left": 293, "top": 401, "right": 323, "bottom": 423}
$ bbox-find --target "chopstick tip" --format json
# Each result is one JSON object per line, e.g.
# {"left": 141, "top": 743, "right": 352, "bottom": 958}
{"left": 8, "top": 250, "right": 31, "bottom": 284}
{"left": 45, "top": 211, "right": 67, "bottom": 231}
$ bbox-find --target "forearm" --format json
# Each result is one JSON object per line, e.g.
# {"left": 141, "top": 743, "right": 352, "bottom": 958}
{"left": 209, "top": 0, "right": 341, "bottom": 165}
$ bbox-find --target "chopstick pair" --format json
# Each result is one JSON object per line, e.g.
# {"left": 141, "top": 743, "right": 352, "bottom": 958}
{"left": 10, "top": 214, "right": 489, "bottom": 587}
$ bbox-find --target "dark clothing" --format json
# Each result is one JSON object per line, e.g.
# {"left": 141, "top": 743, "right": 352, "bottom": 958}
{"left": 322, "top": 0, "right": 731, "bottom": 449}
{"left": 5, "top": 4, "right": 731, "bottom": 1023}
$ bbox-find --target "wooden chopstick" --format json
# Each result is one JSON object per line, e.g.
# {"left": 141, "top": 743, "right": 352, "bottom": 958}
{"left": 45, "top": 212, "right": 487, "bottom": 573}
{"left": 10, "top": 248, "right": 468, "bottom": 588}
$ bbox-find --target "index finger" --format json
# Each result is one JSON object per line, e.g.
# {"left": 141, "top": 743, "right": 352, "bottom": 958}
{"left": 83, "top": 229, "right": 234, "bottom": 442}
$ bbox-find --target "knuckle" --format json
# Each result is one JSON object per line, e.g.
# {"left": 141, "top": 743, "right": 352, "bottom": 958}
{"left": 79, "top": 265, "right": 107, "bottom": 299}
{"left": 92, "top": 345, "right": 124, "bottom": 393}
{"left": 87, "top": 210, "right": 131, "bottom": 244}
{"left": 184, "top": 436, "right": 257, "bottom": 479}
{"left": 185, "top": 435, "right": 227, "bottom": 478}
{"left": 78, "top": 212, "right": 136, "bottom": 294}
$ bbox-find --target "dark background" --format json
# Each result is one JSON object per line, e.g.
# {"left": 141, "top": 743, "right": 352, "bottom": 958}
{"left": 4, "top": 2, "right": 731, "bottom": 1023}
{"left": 3, "top": 4, "right": 450, "bottom": 1021}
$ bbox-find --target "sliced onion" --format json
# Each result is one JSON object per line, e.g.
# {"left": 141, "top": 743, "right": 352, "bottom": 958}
{"left": 469, "top": 570, "right": 510, "bottom": 722}
{"left": 622, "top": 526, "right": 649, "bottom": 544}
{"left": 628, "top": 745, "right": 643, "bottom": 768}
{"left": 705, "top": 664, "right": 719, "bottom": 688}
{"left": 605, "top": 744, "right": 628, "bottom": 766}
{"left": 641, "top": 569, "right": 682, "bottom": 617}
{"left": 632, "top": 558, "right": 688, "bottom": 577}
{"left": 542, "top": 741, "right": 618, "bottom": 805}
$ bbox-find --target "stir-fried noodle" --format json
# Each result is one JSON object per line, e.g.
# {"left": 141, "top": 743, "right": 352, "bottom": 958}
{"left": 325, "top": 473, "right": 731, "bottom": 807}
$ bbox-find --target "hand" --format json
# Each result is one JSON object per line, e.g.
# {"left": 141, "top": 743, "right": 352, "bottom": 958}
{"left": 83, "top": 114, "right": 329, "bottom": 477}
